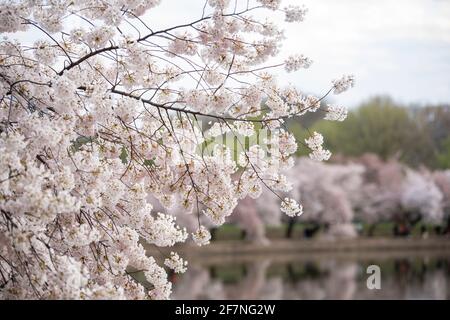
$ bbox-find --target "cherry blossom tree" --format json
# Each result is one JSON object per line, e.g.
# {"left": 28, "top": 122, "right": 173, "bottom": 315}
{"left": 352, "top": 154, "right": 405, "bottom": 232}
{"left": 433, "top": 170, "right": 450, "bottom": 216}
{"left": 287, "top": 158, "right": 362, "bottom": 238}
{"left": 0, "top": 0, "right": 353, "bottom": 299}
{"left": 352, "top": 155, "right": 445, "bottom": 234}
{"left": 401, "top": 169, "right": 444, "bottom": 225}
{"left": 432, "top": 170, "right": 450, "bottom": 234}
{"left": 227, "top": 196, "right": 269, "bottom": 244}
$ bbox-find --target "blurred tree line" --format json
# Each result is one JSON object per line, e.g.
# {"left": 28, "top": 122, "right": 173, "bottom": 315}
{"left": 288, "top": 96, "right": 450, "bottom": 169}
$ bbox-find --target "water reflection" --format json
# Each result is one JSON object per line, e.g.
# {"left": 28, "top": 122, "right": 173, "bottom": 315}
{"left": 171, "top": 252, "right": 450, "bottom": 300}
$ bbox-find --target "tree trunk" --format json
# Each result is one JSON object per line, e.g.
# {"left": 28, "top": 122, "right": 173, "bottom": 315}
{"left": 367, "top": 224, "right": 377, "bottom": 237}
{"left": 304, "top": 223, "right": 321, "bottom": 238}
{"left": 285, "top": 217, "right": 296, "bottom": 239}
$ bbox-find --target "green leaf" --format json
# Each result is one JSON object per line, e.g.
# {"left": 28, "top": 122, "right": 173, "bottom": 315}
{"left": 119, "top": 147, "right": 128, "bottom": 164}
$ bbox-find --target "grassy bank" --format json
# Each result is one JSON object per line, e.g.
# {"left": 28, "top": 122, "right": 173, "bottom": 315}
{"left": 211, "top": 222, "right": 442, "bottom": 241}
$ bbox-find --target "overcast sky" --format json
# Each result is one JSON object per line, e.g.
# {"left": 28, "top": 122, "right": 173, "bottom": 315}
{"left": 146, "top": 0, "right": 450, "bottom": 108}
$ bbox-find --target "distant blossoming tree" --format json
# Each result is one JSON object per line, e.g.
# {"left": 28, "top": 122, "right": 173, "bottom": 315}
{"left": 433, "top": 170, "right": 450, "bottom": 215}
{"left": 354, "top": 155, "right": 445, "bottom": 232}
{"left": 401, "top": 169, "right": 444, "bottom": 224}
{"left": 0, "top": 0, "right": 353, "bottom": 299}
{"left": 353, "top": 154, "right": 406, "bottom": 229}
{"left": 289, "top": 158, "right": 362, "bottom": 238}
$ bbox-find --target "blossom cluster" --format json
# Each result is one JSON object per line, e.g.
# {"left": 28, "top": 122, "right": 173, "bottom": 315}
{"left": 284, "top": 5, "right": 308, "bottom": 23}
{"left": 192, "top": 226, "right": 212, "bottom": 246}
{"left": 305, "top": 132, "right": 332, "bottom": 162}
{"left": 164, "top": 252, "right": 188, "bottom": 274}
{"left": 284, "top": 54, "right": 313, "bottom": 72}
{"left": 324, "top": 104, "right": 348, "bottom": 121}
{"left": 332, "top": 74, "right": 355, "bottom": 94}
{"left": 280, "top": 198, "right": 303, "bottom": 217}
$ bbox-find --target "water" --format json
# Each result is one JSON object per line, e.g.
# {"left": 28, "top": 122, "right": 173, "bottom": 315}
{"left": 170, "top": 250, "right": 450, "bottom": 300}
